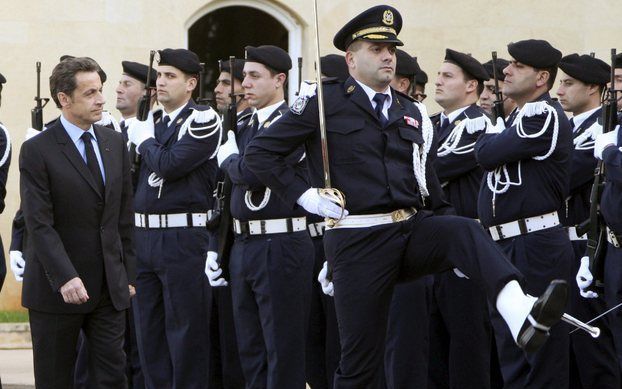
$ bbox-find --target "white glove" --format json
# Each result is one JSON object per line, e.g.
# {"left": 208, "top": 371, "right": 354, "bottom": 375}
{"left": 297, "top": 188, "right": 348, "bottom": 219}
{"left": 594, "top": 129, "right": 619, "bottom": 160}
{"left": 205, "top": 251, "right": 228, "bottom": 287}
{"left": 453, "top": 268, "right": 469, "bottom": 279}
{"left": 127, "top": 111, "right": 155, "bottom": 148}
{"left": 9, "top": 250, "right": 25, "bottom": 282}
{"left": 576, "top": 256, "right": 598, "bottom": 299}
{"left": 217, "top": 131, "right": 239, "bottom": 167}
{"left": 318, "top": 261, "right": 334, "bottom": 297}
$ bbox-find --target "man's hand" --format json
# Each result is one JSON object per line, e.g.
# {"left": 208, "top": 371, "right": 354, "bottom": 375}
{"left": 127, "top": 111, "right": 155, "bottom": 149}
{"left": 594, "top": 129, "right": 619, "bottom": 160}
{"left": 297, "top": 188, "right": 348, "bottom": 219}
{"left": 318, "top": 261, "right": 334, "bottom": 297}
{"left": 205, "top": 251, "right": 228, "bottom": 287}
{"left": 59, "top": 277, "right": 89, "bottom": 305}
{"left": 217, "top": 131, "right": 239, "bottom": 167}
{"left": 576, "top": 256, "right": 598, "bottom": 299}
{"left": 129, "top": 285, "right": 136, "bottom": 298}
{"left": 9, "top": 250, "right": 25, "bottom": 282}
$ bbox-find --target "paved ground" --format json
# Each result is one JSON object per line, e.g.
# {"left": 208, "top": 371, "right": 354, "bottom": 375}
{"left": 0, "top": 349, "right": 34, "bottom": 388}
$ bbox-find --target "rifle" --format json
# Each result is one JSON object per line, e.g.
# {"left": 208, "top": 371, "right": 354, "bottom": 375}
{"left": 213, "top": 56, "right": 238, "bottom": 279}
{"left": 130, "top": 50, "right": 156, "bottom": 174}
{"left": 579, "top": 48, "right": 619, "bottom": 291}
{"left": 31, "top": 62, "right": 49, "bottom": 131}
{"left": 491, "top": 51, "right": 505, "bottom": 125}
{"left": 197, "top": 62, "right": 213, "bottom": 106}
{"left": 296, "top": 57, "right": 303, "bottom": 96}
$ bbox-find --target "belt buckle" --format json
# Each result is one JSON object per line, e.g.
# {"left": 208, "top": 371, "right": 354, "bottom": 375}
{"left": 391, "top": 209, "right": 407, "bottom": 222}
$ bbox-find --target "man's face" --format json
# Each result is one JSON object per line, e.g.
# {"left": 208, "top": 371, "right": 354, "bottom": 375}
{"left": 214, "top": 71, "right": 243, "bottom": 111}
{"left": 434, "top": 62, "right": 473, "bottom": 111}
{"left": 347, "top": 41, "right": 396, "bottom": 90}
{"left": 242, "top": 62, "right": 282, "bottom": 109}
{"left": 156, "top": 65, "right": 195, "bottom": 110}
{"left": 115, "top": 74, "right": 145, "bottom": 117}
{"left": 479, "top": 79, "right": 502, "bottom": 115}
{"left": 502, "top": 60, "right": 540, "bottom": 101}
{"left": 607, "top": 68, "right": 622, "bottom": 110}
{"left": 59, "top": 71, "right": 105, "bottom": 128}
{"left": 556, "top": 73, "right": 592, "bottom": 113}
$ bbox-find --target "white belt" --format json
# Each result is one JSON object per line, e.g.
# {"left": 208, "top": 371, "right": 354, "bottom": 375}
{"left": 489, "top": 211, "right": 560, "bottom": 241}
{"left": 233, "top": 217, "right": 307, "bottom": 235}
{"left": 328, "top": 208, "right": 417, "bottom": 230}
{"left": 308, "top": 222, "right": 326, "bottom": 238}
{"left": 607, "top": 227, "right": 621, "bottom": 248}
{"left": 567, "top": 226, "right": 587, "bottom": 241}
{"left": 134, "top": 212, "right": 212, "bottom": 229}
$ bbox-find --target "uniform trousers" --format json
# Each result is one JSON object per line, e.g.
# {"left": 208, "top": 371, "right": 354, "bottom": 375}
{"left": 306, "top": 236, "right": 341, "bottom": 389}
{"left": 324, "top": 211, "right": 521, "bottom": 389}
{"left": 568, "top": 240, "right": 620, "bottom": 389}
{"left": 428, "top": 271, "right": 494, "bottom": 389}
{"left": 229, "top": 230, "right": 314, "bottom": 389}
{"left": 489, "top": 226, "right": 573, "bottom": 389}
{"left": 133, "top": 228, "right": 211, "bottom": 389}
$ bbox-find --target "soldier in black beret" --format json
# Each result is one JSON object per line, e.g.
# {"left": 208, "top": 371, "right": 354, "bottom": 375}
{"left": 556, "top": 53, "right": 621, "bottom": 389}
{"left": 476, "top": 39, "right": 574, "bottom": 388}
{"left": 412, "top": 65, "right": 428, "bottom": 102}
{"left": 479, "top": 57, "right": 517, "bottom": 118}
{"left": 389, "top": 49, "right": 418, "bottom": 95}
{"left": 320, "top": 54, "right": 349, "bottom": 82}
{"left": 116, "top": 61, "right": 157, "bottom": 135}
{"left": 214, "top": 58, "right": 250, "bottom": 118}
{"left": 611, "top": 52, "right": 622, "bottom": 113}
{"left": 127, "top": 46, "right": 222, "bottom": 388}
{"left": 245, "top": 6, "right": 571, "bottom": 389}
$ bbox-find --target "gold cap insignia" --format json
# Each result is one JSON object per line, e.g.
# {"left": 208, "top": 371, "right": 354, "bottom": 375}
{"left": 347, "top": 85, "right": 356, "bottom": 94}
{"left": 367, "top": 34, "right": 388, "bottom": 40}
{"left": 383, "top": 10, "right": 394, "bottom": 26}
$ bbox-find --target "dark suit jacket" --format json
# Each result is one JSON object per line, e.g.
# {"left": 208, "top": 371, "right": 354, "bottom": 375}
{"left": 19, "top": 119, "right": 135, "bottom": 313}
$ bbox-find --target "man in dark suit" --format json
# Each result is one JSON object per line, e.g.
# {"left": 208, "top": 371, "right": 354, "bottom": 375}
{"left": 19, "top": 56, "right": 135, "bottom": 389}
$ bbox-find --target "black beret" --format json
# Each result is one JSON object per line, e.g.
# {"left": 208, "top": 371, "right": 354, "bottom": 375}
{"left": 158, "top": 48, "right": 202, "bottom": 75}
{"left": 415, "top": 69, "right": 428, "bottom": 85}
{"left": 245, "top": 45, "right": 292, "bottom": 73}
{"left": 122, "top": 61, "right": 156, "bottom": 87}
{"left": 482, "top": 58, "right": 510, "bottom": 81}
{"left": 395, "top": 49, "right": 418, "bottom": 77}
{"left": 559, "top": 54, "right": 610, "bottom": 86}
{"left": 333, "top": 5, "right": 403, "bottom": 52}
{"left": 616, "top": 53, "right": 622, "bottom": 69}
{"left": 320, "top": 54, "right": 349, "bottom": 82}
{"left": 444, "top": 49, "right": 489, "bottom": 82}
{"left": 0, "top": 72, "right": 5, "bottom": 84}
{"left": 219, "top": 58, "right": 245, "bottom": 82}
{"left": 507, "top": 39, "right": 562, "bottom": 69}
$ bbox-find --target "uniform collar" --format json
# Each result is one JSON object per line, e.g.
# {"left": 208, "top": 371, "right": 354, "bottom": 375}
{"left": 253, "top": 100, "right": 285, "bottom": 126}
{"left": 162, "top": 103, "right": 186, "bottom": 124}
{"left": 441, "top": 105, "right": 470, "bottom": 124}
{"left": 571, "top": 106, "right": 600, "bottom": 131}
{"left": 60, "top": 114, "right": 96, "bottom": 143}
{"left": 354, "top": 79, "right": 392, "bottom": 108}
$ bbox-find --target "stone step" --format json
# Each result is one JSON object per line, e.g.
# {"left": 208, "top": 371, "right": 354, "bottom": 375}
{"left": 0, "top": 323, "right": 32, "bottom": 349}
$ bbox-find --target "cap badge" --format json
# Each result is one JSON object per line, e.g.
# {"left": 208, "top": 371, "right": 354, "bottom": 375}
{"left": 383, "top": 10, "right": 394, "bottom": 26}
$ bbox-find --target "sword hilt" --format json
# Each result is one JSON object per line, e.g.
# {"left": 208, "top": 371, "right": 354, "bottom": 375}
{"left": 319, "top": 188, "right": 346, "bottom": 227}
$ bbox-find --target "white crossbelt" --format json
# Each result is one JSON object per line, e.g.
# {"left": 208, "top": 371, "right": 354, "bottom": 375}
{"left": 489, "top": 211, "right": 560, "bottom": 241}
{"left": 308, "top": 222, "right": 326, "bottom": 238}
{"left": 607, "top": 227, "right": 621, "bottom": 248}
{"left": 135, "top": 212, "right": 212, "bottom": 229}
{"left": 233, "top": 217, "right": 307, "bottom": 235}
{"left": 567, "top": 226, "right": 587, "bottom": 241}
{"left": 327, "top": 208, "right": 417, "bottom": 230}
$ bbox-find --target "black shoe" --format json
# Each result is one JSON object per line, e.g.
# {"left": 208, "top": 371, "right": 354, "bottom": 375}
{"left": 516, "top": 280, "right": 568, "bottom": 353}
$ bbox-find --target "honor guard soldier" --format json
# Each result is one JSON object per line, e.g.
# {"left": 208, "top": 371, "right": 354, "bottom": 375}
{"left": 244, "top": 6, "right": 570, "bottom": 389}
{"left": 382, "top": 48, "right": 432, "bottom": 389}
{"left": 480, "top": 57, "right": 517, "bottom": 119}
{"left": 612, "top": 53, "right": 622, "bottom": 115}
{"left": 206, "top": 57, "right": 248, "bottom": 389}
{"left": 430, "top": 49, "right": 497, "bottom": 389}
{"left": 116, "top": 61, "right": 157, "bottom": 139}
{"left": 556, "top": 54, "right": 621, "bottom": 389}
{"left": 209, "top": 45, "right": 315, "bottom": 389}
{"left": 412, "top": 63, "right": 428, "bottom": 102}
{"left": 126, "top": 48, "right": 222, "bottom": 389}
{"left": 475, "top": 39, "right": 574, "bottom": 388}
{"left": 0, "top": 71, "right": 10, "bottom": 293}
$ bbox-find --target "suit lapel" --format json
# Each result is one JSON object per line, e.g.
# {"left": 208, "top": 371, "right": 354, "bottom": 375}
{"left": 54, "top": 122, "right": 103, "bottom": 198}
{"left": 344, "top": 78, "right": 379, "bottom": 123}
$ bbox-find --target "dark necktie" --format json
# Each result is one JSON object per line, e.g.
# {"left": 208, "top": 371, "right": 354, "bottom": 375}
{"left": 156, "top": 115, "right": 171, "bottom": 140}
{"left": 372, "top": 93, "right": 388, "bottom": 127}
{"left": 250, "top": 113, "right": 259, "bottom": 132}
{"left": 120, "top": 120, "right": 128, "bottom": 138}
{"left": 440, "top": 117, "right": 450, "bottom": 132}
{"left": 569, "top": 117, "right": 575, "bottom": 131}
{"left": 81, "top": 132, "right": 104, "bottom": 195}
